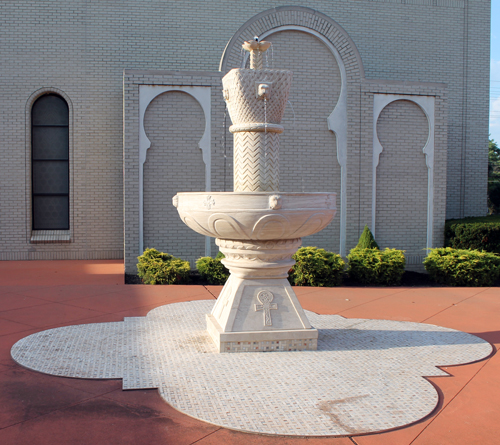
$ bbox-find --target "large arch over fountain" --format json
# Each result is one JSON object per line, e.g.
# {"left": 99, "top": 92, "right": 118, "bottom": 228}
{"left": 220, "top": 6, "right": 364, "bottom": 256}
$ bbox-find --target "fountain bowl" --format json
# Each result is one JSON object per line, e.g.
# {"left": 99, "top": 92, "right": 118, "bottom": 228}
{"left": 172, "top": 192, "right": 336, "bottom": 241}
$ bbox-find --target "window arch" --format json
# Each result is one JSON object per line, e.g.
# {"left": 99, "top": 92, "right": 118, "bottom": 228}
{"left": 31, "top": 94, "right": 69, "bottom": 230}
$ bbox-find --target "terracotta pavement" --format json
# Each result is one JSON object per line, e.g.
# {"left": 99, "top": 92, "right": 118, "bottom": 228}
{"left": 0, "top": 260, "right": 498, "bottom": 445}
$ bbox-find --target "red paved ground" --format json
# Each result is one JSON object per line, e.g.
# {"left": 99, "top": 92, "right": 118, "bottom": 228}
{"left": 0, "top": 260, "right": 498, "bottom": 444}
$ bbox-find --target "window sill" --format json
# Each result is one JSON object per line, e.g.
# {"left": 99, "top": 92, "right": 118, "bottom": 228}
{"left": 30, "top": 230, "right": 71, "bottom": 244}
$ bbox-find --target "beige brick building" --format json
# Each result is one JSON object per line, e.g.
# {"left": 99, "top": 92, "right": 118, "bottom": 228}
{"left": 0, "top": 1, "right": 490, "bottom": 274}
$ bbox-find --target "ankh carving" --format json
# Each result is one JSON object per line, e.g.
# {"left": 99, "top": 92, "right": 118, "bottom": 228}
{"left": 255, "top": 290, "right": 278, "bottom": 326}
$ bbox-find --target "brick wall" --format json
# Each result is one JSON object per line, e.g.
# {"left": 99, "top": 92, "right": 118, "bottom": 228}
{"left": 264, "top": 30, "right": 342, "bottom": 252}
{"left": 0, "top": 1, "right": 489, "bottom": 270}
{"left": 123, "top": 71, "right": 226, "bottom": 273}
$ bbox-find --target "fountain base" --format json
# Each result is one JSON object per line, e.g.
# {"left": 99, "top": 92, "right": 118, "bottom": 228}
{"left": 207, "top": 313, "right": 317, "bottom": 353}
{"left": 206, "top": 278, "right": 318, "bottom": 352}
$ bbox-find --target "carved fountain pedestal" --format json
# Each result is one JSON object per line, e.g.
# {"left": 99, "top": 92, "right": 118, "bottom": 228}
{"left": 173, "top": 39, "right": 336, "bottom": 352}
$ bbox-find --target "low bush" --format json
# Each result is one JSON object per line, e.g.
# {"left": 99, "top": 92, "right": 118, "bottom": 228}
{"left": 347, "top": 248, "right": 406, "bottom": 285}
{"left": 196, "top": 251, "right": 230, "bottom": 285}
{"left": 445, "top": 217, "right": 500, "bottom": 254}
{"left": 288, "top": 246, "right": 345, "bottom": 287}
{"left": 137, "top": 248, "right": 190, "bottom": 285}
{"left": 423, "top": 247, "right": 500, "bottom": 286}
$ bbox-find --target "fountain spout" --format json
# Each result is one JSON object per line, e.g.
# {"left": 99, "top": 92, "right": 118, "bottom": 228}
{"left": 242, "top": 37, "right": 271, "bottom": 70}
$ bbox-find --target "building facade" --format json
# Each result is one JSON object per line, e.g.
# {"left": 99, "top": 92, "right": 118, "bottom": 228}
{"left": 0, "top": 1, "right": 491, "bottom": 274}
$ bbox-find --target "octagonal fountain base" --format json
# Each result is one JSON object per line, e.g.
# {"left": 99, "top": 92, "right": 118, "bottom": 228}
{"left": 206, "top": 277, "right": 318, "bottom": 353}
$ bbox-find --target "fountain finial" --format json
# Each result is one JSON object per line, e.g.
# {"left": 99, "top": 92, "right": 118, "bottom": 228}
{"left": 242, "top": 37, "right": 271, "bottom": 70}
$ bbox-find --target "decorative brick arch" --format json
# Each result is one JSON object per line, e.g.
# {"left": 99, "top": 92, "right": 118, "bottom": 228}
{"left": 219, "top": 6, "right": 364, "bottom": 256}
{"left": 139, "top": 85, "right": 211, "bottom": 256}
{"left": 372, "top": 95, "right": 435, "bottom": 252}
{"left": 219, "top": 6, "right": 364, "bottom": 81}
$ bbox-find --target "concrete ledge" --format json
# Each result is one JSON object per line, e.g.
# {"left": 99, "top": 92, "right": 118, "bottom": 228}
{"left": 30, "top": 230, "right": 71, "bottom": 244}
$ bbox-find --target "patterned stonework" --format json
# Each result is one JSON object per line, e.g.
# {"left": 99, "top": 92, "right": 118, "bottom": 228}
{"left": 221, "top": 338, "right": 317, "bottom": 353}
{"left": 223, "top": 67, "right": 291, "bottom": 194}
{"left": 223, "top": 69, "right": 292, "bottom": 126}
{"left": 233, "top": 131, "right": 280, "bottom": 191}
{"left": 11, "top": 300, "right": 492, "bottom": 436}
{"left": 202, "top": 195, "right": 215, "bottom": 210}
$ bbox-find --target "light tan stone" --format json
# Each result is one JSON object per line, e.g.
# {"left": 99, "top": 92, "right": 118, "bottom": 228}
{"left": 174, "top": 39, "right": 336, "bottom": 352}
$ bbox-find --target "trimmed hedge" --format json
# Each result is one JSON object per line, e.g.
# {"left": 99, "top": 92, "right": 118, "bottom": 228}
{"left": 445, "top": 218, "right": 500, "bottom": 254}
{"left": 196, "top": 251, "right": 230, "bottom": 285}
{"left": 424, "top": 247, "right": 500, "bottom": 286}
{"left": 356, "top": 225, "right": 379, "bottom": 249}
{"left": 137, "top": 248, "right": 190, "bottom": 285}
{"left": 288, "top": 246, "right": 345, "bottom": 287}
{"left": 347, "top": 248, "right": 406, "bottom": 285}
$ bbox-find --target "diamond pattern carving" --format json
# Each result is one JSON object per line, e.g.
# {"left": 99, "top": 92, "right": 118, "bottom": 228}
{"left": 223, "top": 69, "right": 292, "bottom": 126}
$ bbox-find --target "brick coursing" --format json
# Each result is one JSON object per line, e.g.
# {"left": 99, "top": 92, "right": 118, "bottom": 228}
{"left": 0, "top": 1, "right": 488, "bottom": 273}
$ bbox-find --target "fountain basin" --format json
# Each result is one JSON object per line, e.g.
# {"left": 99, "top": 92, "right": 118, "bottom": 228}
{"left": 172, "top": 192, "right": 336, "bottom": 241}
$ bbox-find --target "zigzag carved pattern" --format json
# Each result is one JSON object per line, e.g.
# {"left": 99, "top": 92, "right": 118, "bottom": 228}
{"left": 233, "top": 132, "right": 279, "bottom": 192}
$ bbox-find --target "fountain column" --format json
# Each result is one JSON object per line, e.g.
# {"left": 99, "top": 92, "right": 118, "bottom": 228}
{"left": 207, "top": 40, "right": 319, "bottom": 352}
{"left": 227, "top": 39, "right": 284, "bottom": 192}
{"left": 174, "top": 38, "right": 336, "bottom": 352}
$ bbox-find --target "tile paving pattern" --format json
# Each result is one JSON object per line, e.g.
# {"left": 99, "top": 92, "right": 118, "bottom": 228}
{"left": 11, "top": 300, "right": 492, "bottom": 436}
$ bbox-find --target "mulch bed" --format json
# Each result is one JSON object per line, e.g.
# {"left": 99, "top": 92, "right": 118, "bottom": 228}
{"left": 125, "top": 270, "right": 452, "bottom": 287}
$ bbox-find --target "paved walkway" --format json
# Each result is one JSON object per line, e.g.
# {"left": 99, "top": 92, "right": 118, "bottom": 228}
{"left": 0, "top": 260, "right": 498, "bottom": 444}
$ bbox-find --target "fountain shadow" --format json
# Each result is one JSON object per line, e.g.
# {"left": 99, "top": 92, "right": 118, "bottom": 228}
{"left": 315, "top": 328, "right": 493, "bottom": 352}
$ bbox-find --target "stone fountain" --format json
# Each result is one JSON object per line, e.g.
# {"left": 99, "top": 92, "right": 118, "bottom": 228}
{"left": 173, "top": 38, "right": 336, "bottom": 352}
{"left": 9, "top": 39, "right": 493, "bottom": 441}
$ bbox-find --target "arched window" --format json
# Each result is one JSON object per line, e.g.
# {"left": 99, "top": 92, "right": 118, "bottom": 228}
{"left": 31, "top": 94, "right": 69, "bottom": 230}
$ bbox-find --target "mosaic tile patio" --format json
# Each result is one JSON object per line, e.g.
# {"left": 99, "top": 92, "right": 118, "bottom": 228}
{"left": 11, "top": 300, "right": 492, "bottom": 436}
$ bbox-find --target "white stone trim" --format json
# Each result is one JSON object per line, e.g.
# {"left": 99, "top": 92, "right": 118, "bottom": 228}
{"left": 30, "top": 230, "right": 71, "bottom": 243}
{"left": 372, "top": 94, "right": 435, "bottom": 252}
{"left": 138, "top": 85, "right": 212, "bottom": 256}
{"left": 247, "top": 26, "right": 348, "bottom": 257}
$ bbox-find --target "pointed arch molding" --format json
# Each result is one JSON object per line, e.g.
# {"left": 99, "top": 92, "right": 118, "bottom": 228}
{"left": 219, "top": 6, "right": 364, "bottom": 256}
{"left": 139, "top": 85, "right": 211, "bottom": 255}
{"left": 372, "top": 94, "right": 435, "bottom": 251}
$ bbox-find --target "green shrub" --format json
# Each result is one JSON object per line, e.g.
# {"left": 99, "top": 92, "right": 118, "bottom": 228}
{"left": 356, "top": 225, "right": 379, "bottom": 249}
{"left": 137, "top": 248, "right": 190, "bottom": 285}
{"left": 347, "top": 248, "right": 406, "bottom": 285}
{"left": 424, "top": 247, "right": 500, "bottom": 286}
{"left": 196, "top": 251, "right": 229, "bottom": 285}
{"left": 445, "top": 218, "right": 500, "bottom": 254}
{"left": 288, "top": 246, "right": 345, "bottom": 287}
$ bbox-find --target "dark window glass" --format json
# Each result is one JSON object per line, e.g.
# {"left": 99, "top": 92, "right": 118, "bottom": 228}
{"left": 32, "top": 127, "right": 69, "bottom": 159}
{"left": 32, "top": 95, "right": 69, "bottom": 126}
{"left": 32, "top": 162, "right": 69, "bottom": 194}
{"left": 32, "top": 94, "right": 69, "bottom": 230}
{"left": 32, "top": 196, "right": 69, "bottom": 230}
